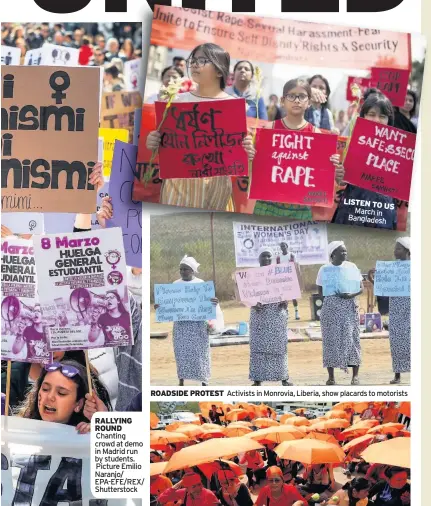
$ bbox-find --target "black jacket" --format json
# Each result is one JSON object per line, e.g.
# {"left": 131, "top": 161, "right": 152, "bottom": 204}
{"left": 217, "top": 484, "right": 254, "bottom": 506}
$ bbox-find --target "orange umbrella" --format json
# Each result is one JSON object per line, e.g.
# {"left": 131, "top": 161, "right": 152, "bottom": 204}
{"left": 275, "top": 439, "right": 345, "bottom": 464}
{"left": 339, "top": 427, "right": 370, "bottom": 440}
{"left": 367, "top": 423, "right": 405, "bottom": 435}
{"left": 253, "top": 418, "right": 280, "bottom": 428}
{"left": 332, "top": 402, "right": 355, "bottom": 411}
{"left": 164, "top": 437, "right": 264, "bottom": 473}
{"left": 228, "top": 421, "right": 253, "bottom": 427}
{"left": 398, "top": 430, "right": 411, "bottom": 437}
{"left": 150, "top": 412, "right": 160, "bottom": 429}
{"left": 343, "top": 434, "right": 376, "bottom": 452}
{"left": 361, "top": 437, "right": 410, "bottom": 468}
{"left": 150, "top": 430, "right": 189, "bottom": 447}
{"left": 225, "top": 425, "right": 253, "bottom": 437}
{"left": 280, "top": 413, "right": 296, "bottom": 423}
{"left": 310, "top": 419, "right": 350, "bottom": 431}
{"left": 165, "top": 422, "right": 185, "bottom": 432}
{"left": 309, "top": 417, "right": 329, "bottom": 425}
{"left": 305, "top": 432, "right": 339, "bottom": 446}
{"left": 284, "top": 417, "right": 311, "bottom": 427}
{"left": 245, "top": 425, "right": 304, "bottom": 444}
{"left": 349, "top": 420, "right": 380, "bottom": 430}
{"left": 225, "top": 409, "right": 254, "bottom": 422}
{"left": 294, "top": 408, "right": 307, "bottom": 415}
{"left": 198, "top": 460, "right": 243, "bottom": 479}
{"left": 150, "top": 462, "right": 168, "bottom": 476}
{"left": 201, "top": 423, "right": 225, "bottom": 431}
{"left": 174, "top": 425, "right": 205, "bottom": 438}
{"left": 398, "top": 402, "right": 411, "bottom": 418}
{"left": 200, "top": 428, "right": 226, "bottom": 440}
{"left": 296, "top": 425, "right": 312, "bottom": 434}
{"left": 326, "top": 410, "right": 350, "bottom": 420}
{"left": 256, "top": 403, "right": 277, "bottom": 419}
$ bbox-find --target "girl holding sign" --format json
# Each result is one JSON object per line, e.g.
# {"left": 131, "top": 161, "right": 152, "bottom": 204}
{"left": 252, "top": 78, "right": 344, "bottom": 218}
{"left": 146, "top": 42, "right": 255, "bottom": 211}
{"left": 316, "top": 241, "right": 364, "bottom": 385}
{"left": 369, "top": 238, "right": 411, "bottom": 384}
{"left": 154, "top": 255, "right": 219, "bottom": 386}
{"left": 248, "top": 247, "right": 293, "bottom": 386}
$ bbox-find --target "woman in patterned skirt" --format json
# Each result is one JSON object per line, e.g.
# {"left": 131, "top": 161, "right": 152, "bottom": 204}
{"left": 316, "top": 241, "right": 364, "bottom": 385}
{"left": 154, "top": 255, "right": 218, "bottom": 386}
{"left": 246, "top": 247, "right": 293, "bottom": 386}
{"left": 369, "top": 237, "right": 411, "bottom": 384}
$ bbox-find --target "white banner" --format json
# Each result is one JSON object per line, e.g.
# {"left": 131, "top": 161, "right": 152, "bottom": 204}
{"left": 233, "top": 221, "right": 329, "bottom": 267}
{"left": 124, "top": 59, "right": 141, "bottom": 92}
{"left": 1, "top": 416, "right": 140, "bottom": 505}
{"left": 24, "top": 44, "right": 79, "bottom": 66}
{"left": 1, "top": 46, "right": 21, "bottom": 66}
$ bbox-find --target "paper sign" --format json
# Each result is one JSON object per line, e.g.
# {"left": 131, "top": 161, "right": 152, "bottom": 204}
{"left": 1, "top": 46, "right": 21, "bottom": 66}
{"left": 374, "top": 260, "right": 410, "bottom": 296}
{"left": 154, "top": 281, "right": 216, "bottom": 322}
{"left": 107, "top": 142, "right": 142, "bottom": 268}
{"left": 24, "top": 48, "right": 43, "bottom": 65}
{"left": 233, "top": 221, "right": 328, "bottom": 267}
{"left": 1, "top": 238, "right": 52, "bottom": 363}
{"left": 346, "top": 76, "right": 371, "bottom": 102}
{"left": 33, "top": 228, "right": 133, "bottom": 350}
{"left": 100, "top": 91, "right": 142, "bottom": 144}
{"left": 42, "top": 43, "right": 80, "bottom": 66}
{"left": 343, "top": 118, "right": 415, "bottom": 202}
{"left": 1, "top": 416, "right": 140, "bottom": 505}
{"left": 1, "top": 212, "right": 44, "bottom": 234}
{"left": 99, "top": 128, "right": 129, "bottom": 177}
{"left": 370, "top": 67, "right": 410, "bottom": 108}
{"left": 249, "top": 129, "right": 337, "bottom": 207}
{"left": 155, "top": 98, "right": 248, "bottom": 179}
{"left": 1, "top": 65, "right": 100, "bottom": 213}
{"left": 365, "top": 313, "right": 382, "bottom": 332}
{"left": 235, "top": 263, "right": 301, "bottom": 307}
{"left": 321, "top": 265, "right": 361, "bottom": 296}
{"left": 124, "top": 58, "right": 141, "bottom": 91}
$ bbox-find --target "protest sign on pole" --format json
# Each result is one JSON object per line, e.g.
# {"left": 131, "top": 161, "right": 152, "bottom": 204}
{"left": 320, "top": 264, "right": 362, "bottom": 296}
{"left": 154, "top": 281, "right": 216, "bottom": 322}
{"left": 99, "top": 127, "right": 129, "bottom": 177}
{"left": 33, "top": 228, "right": 133, "bottom": 350}
{"left": 374, "top": 260, "right": 410, "bottom": 296}
{"left": 346, "top": 76, "right": 371, "bottom": 101}
{"left": 1, "top": 46, "right": 21, "bottom": 65}
{"left": 1, "top": 65, "right": 100, "bottom": 213}
{"left": 343, "top": 117, "right": 415, "bottom": 201}
{"left": 370, "top": 67, "right": 410, "bottom": 107}
{"left": 1, "top": 416, "right": 140, "bottom": 506}
{"left": 235, "top": 264, "right": 301, "bottom": 307}
{"left": 1, "top": 238, "right": 52, "bottom": 363}
{"left": 100, "top": 91, "right": 142, "bottom": 143}
{"left": 107, "top": 141, "right": 142, "bottom": 268}
{"left": 1, "top": 213, "right": 44, "bottom": 234}
{"left": 124, "top": 58, "right": 141, "bottom": 91}
{"left": 233, "top": 221, "right": 329, "bottom": 267}
{"left": 155, "top": 99, "right": 248, "bottom": 179}
{"left": 249, "top": 129, "right": 337, "bottom": 207}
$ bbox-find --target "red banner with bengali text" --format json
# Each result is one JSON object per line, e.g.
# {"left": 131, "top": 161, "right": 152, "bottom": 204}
{"left": 370, "top": 67, "right": 410, "bottom": 107}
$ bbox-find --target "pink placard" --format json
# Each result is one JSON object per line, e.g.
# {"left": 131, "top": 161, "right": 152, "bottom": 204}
{"left": 370, "top": 67, "right": 410, "bottom": 108}
{"left": 235, "top": 263, "right": 301, "bottom": 307}
{"left": 343, "top": 117, "right": 415, "bottom": 202}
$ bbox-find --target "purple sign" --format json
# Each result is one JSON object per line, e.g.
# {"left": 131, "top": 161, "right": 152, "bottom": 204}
{"left": 107, "top": 141, "right": 142, "bottom": 268}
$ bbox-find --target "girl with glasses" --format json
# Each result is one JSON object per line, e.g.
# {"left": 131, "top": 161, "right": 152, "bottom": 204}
{"left": 254, "top": 466, "right": 305, "bottom": 505}
{"left": 146, "top": 42, "right": 255, "bottom": 211}
{"left": 253, "top": 78, "right": 344, "bottom": 219}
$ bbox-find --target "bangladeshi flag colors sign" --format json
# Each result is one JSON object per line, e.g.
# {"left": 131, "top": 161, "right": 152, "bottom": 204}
{"left": 249, "top": 129, "right": 337, "bottom": 208}
{"left": 370, "top": 67, "right": 410, "bottom": 108}
{"left": 343, "top": 117, "right": 415, "bottom": 202}
{"left": 155, "top": 99, "right": 248, "bottom": 179}
{"left": 346, "top": 76, "right": 371, "bottom": 101}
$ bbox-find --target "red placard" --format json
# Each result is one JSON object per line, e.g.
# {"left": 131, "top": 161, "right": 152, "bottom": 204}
{"left": 346, "top": 76, "right": 371, "bottom": 101}
{"left": 249, "top": 129, "right": 337, "bottom": 207}
{"left": 155, "top": 99, "right": 248, "bottom": 179}
{"left": 343, "top": 117, "right": 415, "bottom": 202}
{"left": 370, "top": 67, "right": 410, "bottom": 107}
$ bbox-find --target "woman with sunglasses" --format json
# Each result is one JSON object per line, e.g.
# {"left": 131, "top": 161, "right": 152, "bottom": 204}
{"left": 252, "top": 78, "right": 343, "bottom": 219}
{"left": 17, "top": 359, "right": 111, "bottom": 434}
{"left": 146, "top": 42, "right": 255, "bottom": 211}
{"left": 254, "top": 466, "right": 305, "bottom": 506}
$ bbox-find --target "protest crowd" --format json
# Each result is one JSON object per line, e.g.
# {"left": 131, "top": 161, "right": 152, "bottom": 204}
{"left": 150, "top": 401, "right": 411, "bottom": 506}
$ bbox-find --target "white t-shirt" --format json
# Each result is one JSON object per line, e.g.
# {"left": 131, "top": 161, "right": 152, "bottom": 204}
{"left": 279, "top": 252, "right": 296, "bottom": 264}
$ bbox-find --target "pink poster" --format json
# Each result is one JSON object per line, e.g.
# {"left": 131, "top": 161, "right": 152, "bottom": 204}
{"left": 235, "top": 263, "right": 301, "bottom": 307}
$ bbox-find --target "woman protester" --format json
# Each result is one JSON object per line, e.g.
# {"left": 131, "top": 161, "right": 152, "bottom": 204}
{"left": 146, "top": 43, "right": 255, "bottom": 211}
{"left": 158, "top": 473, "right": 220, "bottom": 505}
{"left": 216, "top": 469, "right": 253, "bottom": 506}
{"left": 316, "top": 241, "right": 364, "bottom": 385}
{"left": 245, "top": 247, "right": 293, "bottom": 386}
{"left": 326, "top": 477, "right": 371, "bottom": 505}
{"left": 251, "top": 78, "right": 344, "bottom": 219}
{"left": 393, "top": 90, "right": 417, "bottom": 133}
{"left": 225, "top": 60, "right": 268, "bottom": 119}
{"left": 17, "top": 360, "right": 111, "bottom": 434}
{"left": 146, "top": 65, "right": 184, "bottom": 104}
{"left": 154, "top": 255, "right": 218, "bottom": 386}
{"left": 368, "top": 467, "right": 410, "bottom": 506}
{"left": 369, "top": 238, "right": 411, "bottom": 384}
{"left": 254, "top": 466, "right": 305, "bottom": 506}
{"left": 240, "top": 450, "right": 267, "bottom": 492}
{"left": 306, "top": 74, "right": 337, "bottom": 133}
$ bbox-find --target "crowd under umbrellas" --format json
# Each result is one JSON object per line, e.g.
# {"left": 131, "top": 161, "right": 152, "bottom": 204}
{"left": 150, "top": 401, "right": 411, "bottom": 505}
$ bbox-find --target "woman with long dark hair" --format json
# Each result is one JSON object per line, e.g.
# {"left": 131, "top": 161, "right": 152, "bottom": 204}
{"left": 393, "top": 90, "right": 417, "bottom": 133}
{"left": 327, "top": 477, "right": 371, "bottom": 505}
{"left": 306, "top": 74, "right": 336, "bottom": 132}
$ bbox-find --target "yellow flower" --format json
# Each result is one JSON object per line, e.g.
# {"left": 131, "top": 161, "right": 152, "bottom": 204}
{"left": 350, "top": 83, "right": 362, "bottom": 99}
{"left": 159, "top": 77, "right": 185, "bottom": 101}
